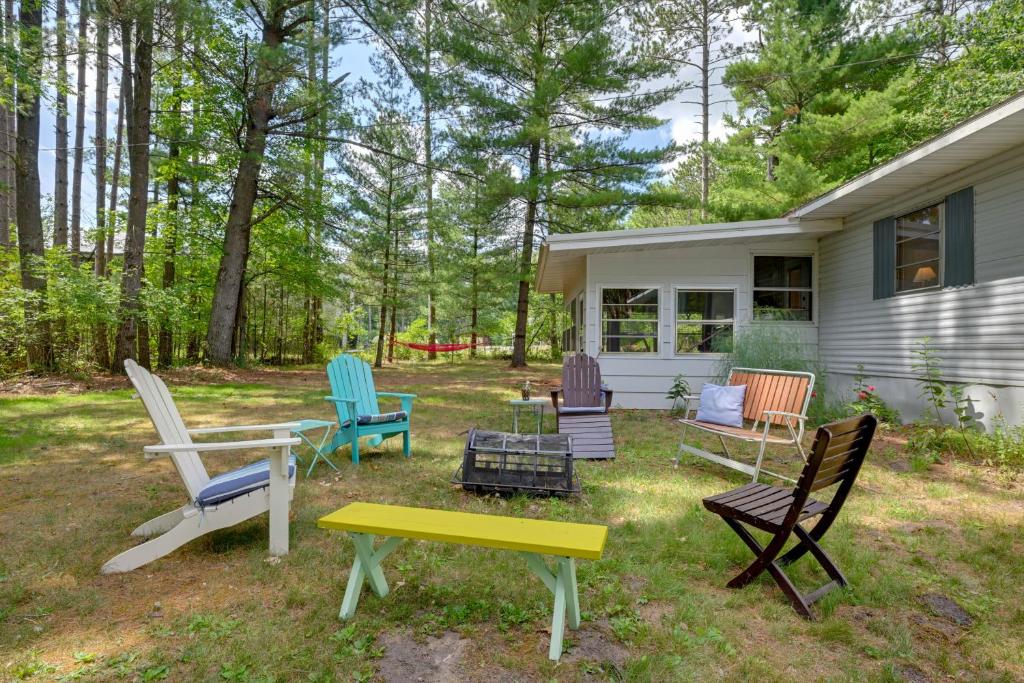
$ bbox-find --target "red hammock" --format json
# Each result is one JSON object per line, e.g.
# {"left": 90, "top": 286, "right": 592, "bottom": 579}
{"left": 395, "top": 339, "right": 483, "bottom": 352}
{"left": 397, "top": 341, "right": 480, "bottom": 353}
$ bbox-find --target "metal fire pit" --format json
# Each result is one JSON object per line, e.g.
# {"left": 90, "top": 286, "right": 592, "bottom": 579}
{"left": 452, "top": 429, "right": 580, "bottom": 496}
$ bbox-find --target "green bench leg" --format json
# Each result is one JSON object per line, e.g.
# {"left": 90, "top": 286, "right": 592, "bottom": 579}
{"left": 522, "top": 553, "right": 580, "bottom": 661}
{"left": 339, "top": 533, "right": 403, "bottom": 620}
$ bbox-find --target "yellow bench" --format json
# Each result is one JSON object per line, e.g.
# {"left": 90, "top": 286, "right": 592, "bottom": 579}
{"left": 317, "top": 502, "right": 608, "bottom": 661}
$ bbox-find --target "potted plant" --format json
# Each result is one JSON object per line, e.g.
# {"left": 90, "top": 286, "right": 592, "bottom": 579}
{"left": 521, "top": 380, "right": 532, "bottom": 401}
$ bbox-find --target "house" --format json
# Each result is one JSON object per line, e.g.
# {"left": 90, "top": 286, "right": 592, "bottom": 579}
{"left": 536, "top": 92, "right": 1024, "bottom": 426}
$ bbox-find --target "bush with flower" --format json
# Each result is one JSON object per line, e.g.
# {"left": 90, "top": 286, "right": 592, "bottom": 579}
{"left": 845, "top": 365, "right": 901, "bottom": 426}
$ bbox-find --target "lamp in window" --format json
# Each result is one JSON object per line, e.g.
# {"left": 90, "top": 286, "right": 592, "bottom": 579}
{"left": 913, "top": 265, "right": 938, "bottom": 285}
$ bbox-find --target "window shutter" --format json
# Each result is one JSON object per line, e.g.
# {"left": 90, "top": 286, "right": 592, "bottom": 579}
{"left": 944, "top": 186, "right": 975, "bottom": 287}
{"left": 873, "top": 216, "right": 896, "bottom": 299}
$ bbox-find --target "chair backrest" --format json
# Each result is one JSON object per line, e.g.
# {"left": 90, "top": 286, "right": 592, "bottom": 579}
{"left": 786, "top": 414, "right": 877, "bottom": 525}
{"left": 326, "top": 354, "right": 381, "bottom": 419}
{"left": 728, "top": 368, "right": 816, "bottom": 426}
{"left": 562, "top": 353, "right": 603, "bottom": 408}
{"left": 124, "top": 359, "right": 210, "bottom": 500}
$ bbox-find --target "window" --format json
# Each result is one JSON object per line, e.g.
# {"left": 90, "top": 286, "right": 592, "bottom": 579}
{"left": 753, "top": 255, "right": 813, "bottom": 321}
{"left": 676, "top": 290, "right": 734, "bottom": 354}
{"left": 563, "top": 294, "right": 586, "bottom": 353}
{"left": 601, "top": 287, "right": 658, "bottom": 353}
{"left": 896, "top": 203, "right": 941, "bottom": 293}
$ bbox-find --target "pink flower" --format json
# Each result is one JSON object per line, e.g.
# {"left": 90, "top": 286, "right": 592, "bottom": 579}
{"left": 867, "top": 385, "right": 876, "bottom": 392}
{"left": 858, "top": 391, "right": 868, "bottom": 400}
{"left": 811, "top": 391, "right": 817, "bottom": 398}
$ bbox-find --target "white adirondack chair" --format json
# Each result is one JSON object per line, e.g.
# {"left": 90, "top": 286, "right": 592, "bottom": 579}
{"left": 101, "top": 360, "right": 301, "bottom": 574}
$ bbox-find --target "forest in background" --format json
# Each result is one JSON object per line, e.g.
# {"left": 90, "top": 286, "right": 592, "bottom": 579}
{"left": 0, "top": 0, "right": 1021, "bottom": 376}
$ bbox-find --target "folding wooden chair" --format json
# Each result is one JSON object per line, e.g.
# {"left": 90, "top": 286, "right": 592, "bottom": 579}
{"left": 702, "top": 414, "right": 877, "bottom": 618}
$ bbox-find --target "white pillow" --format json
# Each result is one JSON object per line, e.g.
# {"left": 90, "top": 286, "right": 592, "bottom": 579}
{"left": 695, "top": 383, "right": 747, "bottom": 428}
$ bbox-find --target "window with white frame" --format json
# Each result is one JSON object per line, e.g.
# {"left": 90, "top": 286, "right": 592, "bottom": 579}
{"left": 896, "top": 203, "right": 942, "bottom": 293}
{"left": 752, "top": 255, "right": 813, "bottom": 321}
{"left": 601, "top": 287, "right": 659, "bottom": 353}
{"left": 675, "top": 290, "right": 734, "bottom": 354}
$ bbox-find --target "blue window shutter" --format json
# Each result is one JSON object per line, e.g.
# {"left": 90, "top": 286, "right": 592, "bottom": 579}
{"left": 873, "top": 216, "right": 896, "bottom": 299}
{"left": 944, "top": 186, "right": 975, "bottom": 287}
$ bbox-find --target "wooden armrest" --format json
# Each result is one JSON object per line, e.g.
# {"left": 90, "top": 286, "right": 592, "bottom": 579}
{"left": 187, "top": 422, "right": 301, "bottom": 435}
{"left": 325, "top": 395, "right": 357, "bottom": 404}
{"left": 376, "top": 392, "right": 417, "bottom": 399}
{"left": 144, "top": 437, "right": 300, "bottom": 460}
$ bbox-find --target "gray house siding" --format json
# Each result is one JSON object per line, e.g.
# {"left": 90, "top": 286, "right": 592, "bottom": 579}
{"left": 818, "top": 144, "right": 1024, "bottom": 425}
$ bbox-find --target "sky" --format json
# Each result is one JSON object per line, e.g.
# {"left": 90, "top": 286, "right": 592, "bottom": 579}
{"left": 36, "top": 12, "right": 746, "bottom": 237}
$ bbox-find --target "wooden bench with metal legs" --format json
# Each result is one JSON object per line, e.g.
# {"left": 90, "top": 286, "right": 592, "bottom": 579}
{"left": 702, "top": 414, "right": 877, "bottom": 618}
{"left": 318, "top": 503, "right": 607, "bottom": 661}
{"left": 675, "top": 368, "right": 815, "bottom": 483}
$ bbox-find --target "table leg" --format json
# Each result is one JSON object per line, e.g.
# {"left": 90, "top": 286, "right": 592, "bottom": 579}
{"left": 339, "top": 533, "right": 403, "bottom": 620}
{"left": 268, "top": 434, "right": 291, "bottom": 556}
{"left": 521, "top": 553, "right": 580, "bottom": 661}
{"left": 512, "top": 406, "right": 520, "bottom": 434}
{"left": 535, "top": 405, "right": 543, "bottom": 435}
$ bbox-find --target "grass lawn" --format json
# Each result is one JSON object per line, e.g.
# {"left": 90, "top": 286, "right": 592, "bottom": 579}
{"left": 2, "top": 360, "right": 1023, "bottom": 682}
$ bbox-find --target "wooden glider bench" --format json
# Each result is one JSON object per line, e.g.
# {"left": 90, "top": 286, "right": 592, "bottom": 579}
{"left": 318, "top": 502, "right": 608, "bottom": 661}
{"left": 675, "top": 368, "right": 815, "bottom": 483}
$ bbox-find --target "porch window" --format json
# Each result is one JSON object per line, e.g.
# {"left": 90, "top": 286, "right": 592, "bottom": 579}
{"left": 753, "top": 256, "right": 813, "bottom": 321}
{"left": 895, "top": 203, "right": 942, "bottom": 293}
{"left": 601, "top": 287, "right": 659, "bottom": 353}
{"left": 675, "top": 290, "right": 734, "bottom": 354}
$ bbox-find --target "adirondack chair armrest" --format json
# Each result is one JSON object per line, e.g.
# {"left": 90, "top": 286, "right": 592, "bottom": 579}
{"left": 143, "top": 437, "right": 300, "bottom": 460}
{"left": 376, "top": 392, "right": 416, "bottom": 414}
{"left": 187, "top": 422, "right": 301, "bottom": 436}
{"left": 325, "top": 395, "right": 357, "bottom": 404}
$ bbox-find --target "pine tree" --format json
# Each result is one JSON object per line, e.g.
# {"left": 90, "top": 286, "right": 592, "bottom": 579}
{"left": 447, "top": 0, "right": 677, "bottom": 366}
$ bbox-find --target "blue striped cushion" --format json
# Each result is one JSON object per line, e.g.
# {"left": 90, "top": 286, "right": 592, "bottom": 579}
{"left": 341, "top": 410, "right": 408, "bottom": 429}
{"left": 560, "top": 405, "right": 606, "bottom": 414}
{"left": 195, "top": 455, "right": 297, "bottom": 508}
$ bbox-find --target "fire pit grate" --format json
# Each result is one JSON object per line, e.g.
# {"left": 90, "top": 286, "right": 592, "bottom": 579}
{"left": 452, "top": 429, "right": 580, "bottom": 496}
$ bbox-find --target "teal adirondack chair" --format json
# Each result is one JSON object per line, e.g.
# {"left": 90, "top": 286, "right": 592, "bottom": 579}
{"left": 325, "top": 354, "right": 416, "bottom": 464}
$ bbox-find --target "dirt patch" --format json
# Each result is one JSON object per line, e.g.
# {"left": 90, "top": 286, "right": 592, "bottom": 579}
{"left": 920, "top": 593, "right": 972, "bottom": 627}
{"left": 561, "top": 619, "right": 630, "bottom": 672}
{"left": 376, "top": 630, "right": 470, "bottom": 683}
{"left": 637, "top": 600, "right": 674, "bottom": 627}
{"left": 910, "top": 612, "right": 964, "bottom": 642}
{"left": 894, "top": 664, "right": 931, "bottom": 682}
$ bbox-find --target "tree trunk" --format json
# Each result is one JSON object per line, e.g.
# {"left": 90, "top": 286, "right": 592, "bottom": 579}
{"left": 93, "top": 9, "right": 109, "bottom": 368}
{"left": 0, "top": 0, "right": 14, "bottom": 246}
{"left": 69, "top": 0, "right": 89, "bottom": 264}
{"left": 374, "top": 231, "right": 391, "bottom": 369}
{"left": 207, "top": 10, "right": 291, "bottom": 365}
{"left": 423, "top": 0, "right": 437, "bottom": 360}
{"left": 106, "top": 68, "right": 125, "bottom": 270}
{"left": 14, "top": 0, "right": 51, "bottom": 369}
{"left": 510, "top": 138, "right": 541, "bottom": 367}
{"left": 158, "top": 16, "right": 184, "bottom": 369}
{"left": 470, "top": 219, "right": 479, "bottom": 358}
{"left": 699, "top": 0, "right": 710, "bottom": 220}
{"left": 112, "top": 9, "right": 154, "bottom": 372}
{"left": 54, "top": 0, "right": 69, "bottom": 248}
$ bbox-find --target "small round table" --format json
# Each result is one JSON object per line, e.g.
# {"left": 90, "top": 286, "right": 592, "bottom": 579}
{"left": 509, "top": 398, "right": 547, "bottom": 435}
{"left": 291, "top": 419, "right": 337, "bottom": 477}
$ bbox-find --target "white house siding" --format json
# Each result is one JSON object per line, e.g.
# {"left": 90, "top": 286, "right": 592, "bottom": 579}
{"left": 818, "top": 144, "right": 1024, "bottom": 426}
{"left": 583, "top": 240, "right": 820, "bottom": 409}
